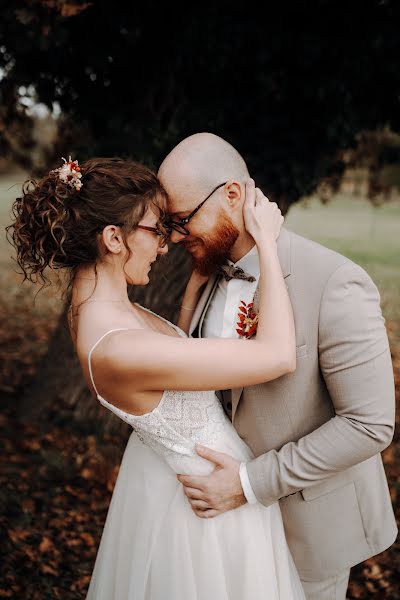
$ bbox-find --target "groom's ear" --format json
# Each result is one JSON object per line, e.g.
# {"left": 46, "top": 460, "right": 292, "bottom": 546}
{"left": 225, "top": 181, "right": 242, "bottom": 209}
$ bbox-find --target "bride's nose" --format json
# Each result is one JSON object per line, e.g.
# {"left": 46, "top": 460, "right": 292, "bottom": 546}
{"left": 157, "top": 243, "right": 169, "bottom": 256}
{"left": 170, "top": 229, "right": 186, "bottom": 244}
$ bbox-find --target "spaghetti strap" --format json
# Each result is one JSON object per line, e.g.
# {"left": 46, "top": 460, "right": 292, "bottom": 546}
{"left": 88, "top": 328, "right": 129, "bottom": 397}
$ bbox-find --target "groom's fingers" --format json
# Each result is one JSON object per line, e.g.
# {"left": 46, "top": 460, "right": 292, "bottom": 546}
{"left": 195, "top": 444, "right": 229, "bottom": 466}
{"left": 244, "top": 178, "right": 256, "bottom": 207}
{"left": 189, "top": 499, "right": 210, "bottom": 510}
{"left": 183, "top": 486, "right": 206, "bottom": 500}
{"left": 194, "top": 508, "right": 219, "bottom": 519}
{"left": 177, "top": 474, "right": 206, "bottom": 488}
{"left": 255, "top": 188, "right": 266, "bottom": 204}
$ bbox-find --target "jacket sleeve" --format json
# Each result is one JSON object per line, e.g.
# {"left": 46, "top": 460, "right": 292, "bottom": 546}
{"left": 246, "top": 261, "right": 395, "bottom": 507}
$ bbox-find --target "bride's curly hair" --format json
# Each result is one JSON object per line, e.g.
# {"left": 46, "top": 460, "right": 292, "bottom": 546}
{"left": 6, "top": 157, "right": 168, "bottom": 297}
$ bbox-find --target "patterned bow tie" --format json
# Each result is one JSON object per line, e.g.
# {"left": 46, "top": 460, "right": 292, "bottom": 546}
{"left": 218, "top": 264, "right": 256, "bottom": 283}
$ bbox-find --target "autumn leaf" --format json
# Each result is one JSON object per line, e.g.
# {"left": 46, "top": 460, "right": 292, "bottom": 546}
{"left": 41, "top": 563, "right": 59, "bottom": 576}
{"left": 8, "top": 529, "right": 31, "bottom": 544}
{"left": 39, "top": 536, "right": 54, "bottom": 553}
{"left": 21, "top": 498, "right": 35, "bottom": 512}
{"left": 80, "top": 532, "right": 95, "bottom": 547}
{"left": 60, "top": 2, "right": 93, "bottom": 18}
{"left": 22, "top": 438, "right": 41, "bottom": 451}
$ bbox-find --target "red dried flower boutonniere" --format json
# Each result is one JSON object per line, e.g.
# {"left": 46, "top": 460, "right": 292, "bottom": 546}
{"left": 236, "top": 300, "right": 259, "bottom": 339}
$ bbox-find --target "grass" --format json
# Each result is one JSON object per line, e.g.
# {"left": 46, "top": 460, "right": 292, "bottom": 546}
{"left": 285, "top": 193, "right": 400, "bottom": 322}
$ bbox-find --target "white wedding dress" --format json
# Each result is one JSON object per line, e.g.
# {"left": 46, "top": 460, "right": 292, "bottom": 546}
{"left": 85, "top": 305, "right": 305, "bottom": 600}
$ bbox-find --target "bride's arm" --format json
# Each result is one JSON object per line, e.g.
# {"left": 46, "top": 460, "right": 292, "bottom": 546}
{"left": 96, "top": 180, "right": 296, "bottom": 400}
{"left": 176, "top": 270, "right": 209, "bottom": 334}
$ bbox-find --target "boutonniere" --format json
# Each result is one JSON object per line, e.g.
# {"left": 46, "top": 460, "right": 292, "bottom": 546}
{"left": 236, "top": 300, "right": 259, "bottom": 339}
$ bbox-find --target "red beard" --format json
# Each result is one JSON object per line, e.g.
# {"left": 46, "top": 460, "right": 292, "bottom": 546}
{"left": 185, "top": 213, "right": 239, "bottom": 277}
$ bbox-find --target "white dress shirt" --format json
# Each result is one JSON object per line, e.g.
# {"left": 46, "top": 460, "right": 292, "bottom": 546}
{"left": 202, "top": 245, "right": 259, "bottom": 504}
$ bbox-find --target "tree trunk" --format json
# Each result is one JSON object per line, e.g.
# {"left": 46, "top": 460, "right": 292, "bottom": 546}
{"left": 19, "top": 245, "right": 191, "bottom": 435}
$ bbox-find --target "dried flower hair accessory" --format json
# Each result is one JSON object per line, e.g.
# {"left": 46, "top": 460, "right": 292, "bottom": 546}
{"left": 51, "top": 156, "right": 83, "bottom": 191}
{"left": 236, "top": 300, "right": 259, "bottom": 339}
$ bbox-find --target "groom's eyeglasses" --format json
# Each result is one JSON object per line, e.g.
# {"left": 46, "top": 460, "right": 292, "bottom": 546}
{"left": 164, "top": 181, "right": 227, "bottom": 236}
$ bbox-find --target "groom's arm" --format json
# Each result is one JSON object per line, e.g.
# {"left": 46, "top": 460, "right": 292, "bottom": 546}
{"left": 245, "top": 261, "right": 395, "bottom": 507}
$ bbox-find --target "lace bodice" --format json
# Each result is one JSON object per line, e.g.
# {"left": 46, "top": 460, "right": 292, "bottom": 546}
{"left": 88, "top": 305, "right": 251, "bottom": 475}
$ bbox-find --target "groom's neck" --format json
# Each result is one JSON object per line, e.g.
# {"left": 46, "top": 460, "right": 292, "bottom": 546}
{"left": 229, "top": 231, "right": 256, "bottom": 263}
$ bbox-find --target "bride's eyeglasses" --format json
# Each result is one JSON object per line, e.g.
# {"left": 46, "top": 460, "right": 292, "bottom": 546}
{"left": 96, "top": 223, "right": 170, "bottom": 248}
{"left": 164, "top": 182, "right": 227, "bottom": 236}
{"left": 136, "top": 224, "right": 170, "bottom": 248}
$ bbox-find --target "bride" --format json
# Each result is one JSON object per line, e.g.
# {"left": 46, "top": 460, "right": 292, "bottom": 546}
{"left": 8, "top": 156, "right": 305, "bottom": 599}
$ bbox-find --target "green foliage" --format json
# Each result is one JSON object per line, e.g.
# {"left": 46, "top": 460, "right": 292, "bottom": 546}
{"left": 1, "top": 1, "right": 400, "bottom": 209}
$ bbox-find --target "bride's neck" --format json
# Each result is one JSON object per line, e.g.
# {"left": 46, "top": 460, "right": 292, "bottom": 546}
{"left": 72, "top": 263, "right": 131, "bottom": 307}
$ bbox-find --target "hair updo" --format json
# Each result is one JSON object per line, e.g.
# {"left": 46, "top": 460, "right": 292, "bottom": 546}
{"left": 6, "top": 157, "right": 168, "bottom": 292}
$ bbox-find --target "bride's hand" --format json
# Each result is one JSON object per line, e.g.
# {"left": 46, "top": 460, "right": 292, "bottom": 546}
{"left": 188, "top": 268, "right": 210, "bottom": 289}
{"left": 243, "top": 178, "right": 283, "bottom": 244}
{"left": 189, "top": 269, "right": 209, "bottom": 288}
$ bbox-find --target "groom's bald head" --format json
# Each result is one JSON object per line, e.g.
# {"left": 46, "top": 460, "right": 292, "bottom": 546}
{"left": 158, "top": 132, "right": 249, "bottom": 206}
{"left": 157, "top": 133, "right": 251, "bottom": 275}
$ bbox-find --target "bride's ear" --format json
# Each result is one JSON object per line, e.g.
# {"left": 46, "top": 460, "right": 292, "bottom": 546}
{"left": 101, "top": 225, "right": 123, "bottom": 254}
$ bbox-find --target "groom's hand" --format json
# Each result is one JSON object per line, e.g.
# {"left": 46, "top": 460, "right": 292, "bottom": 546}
{"left": 177, "top": 444, "right": 246, "bottom": 518}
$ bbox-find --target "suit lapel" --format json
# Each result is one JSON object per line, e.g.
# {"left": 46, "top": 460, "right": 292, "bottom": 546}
{"left": 198, "top": 277, "right": 219, "bottom": 337}
{"left": 189, "top": 275, "right": 218, "bottom": 337}
{"left": 232, "top": 228, "right": 292, "bottom": 421}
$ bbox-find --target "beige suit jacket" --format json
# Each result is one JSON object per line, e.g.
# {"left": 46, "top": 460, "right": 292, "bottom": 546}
{"left": 189, "top": 227, "right": 397, "bottom": 581}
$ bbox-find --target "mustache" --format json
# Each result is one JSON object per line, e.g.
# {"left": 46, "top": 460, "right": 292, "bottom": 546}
{"left": 180, "top": 240, "right": 198, "bottom": 249}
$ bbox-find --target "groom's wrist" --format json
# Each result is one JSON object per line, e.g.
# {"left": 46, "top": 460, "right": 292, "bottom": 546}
{"left": 239, "top": 462, "right": 259, "bottom": 505}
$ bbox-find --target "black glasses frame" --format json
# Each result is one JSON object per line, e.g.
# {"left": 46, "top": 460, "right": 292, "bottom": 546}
{"left": 165, "top": 181, "right": 227, "bottom": 236}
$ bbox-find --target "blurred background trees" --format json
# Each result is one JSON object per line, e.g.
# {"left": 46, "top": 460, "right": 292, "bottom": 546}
{"left": 1, "top": 0, "right": 400, "bottom": 206}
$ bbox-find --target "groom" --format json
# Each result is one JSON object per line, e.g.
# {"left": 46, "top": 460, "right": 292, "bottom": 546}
{"left": 158, "top": 133, "right": 397, "bottom": 600}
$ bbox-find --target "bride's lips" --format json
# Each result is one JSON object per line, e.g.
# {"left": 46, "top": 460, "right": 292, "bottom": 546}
{"left": 148, "top": 258, "right": 157, "bottom": 269}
